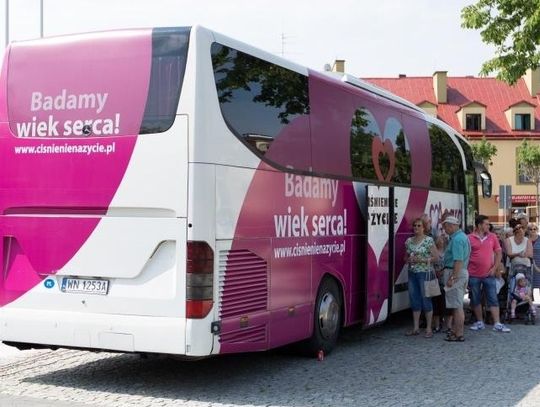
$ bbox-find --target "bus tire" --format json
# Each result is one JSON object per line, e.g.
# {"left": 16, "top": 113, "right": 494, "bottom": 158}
{"left": 305, "top": 277, "right": 342, "bottom": 356}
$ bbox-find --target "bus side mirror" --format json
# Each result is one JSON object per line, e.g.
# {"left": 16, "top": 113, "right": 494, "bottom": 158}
{"left": 480, "top": 171, "right": 492, "bottom": 198}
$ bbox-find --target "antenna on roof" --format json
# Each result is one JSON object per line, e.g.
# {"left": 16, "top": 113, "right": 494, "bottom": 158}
{"left": 40, "top": 0, "right": 43, "bottom": 38}
{"left": 5, "top": 0, "right": 9, "bottom": 46}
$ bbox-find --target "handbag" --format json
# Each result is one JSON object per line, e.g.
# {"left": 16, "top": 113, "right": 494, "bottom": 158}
{"left": 424, "top": 265, "right": 441, "bottom": 298}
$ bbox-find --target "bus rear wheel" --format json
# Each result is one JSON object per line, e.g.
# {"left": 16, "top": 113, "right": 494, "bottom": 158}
{"left": 305, "top": 277, "right": 342, "bottom": 356}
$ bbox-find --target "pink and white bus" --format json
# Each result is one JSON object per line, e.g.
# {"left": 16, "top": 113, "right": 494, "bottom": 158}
{"left": 0, "top": 26, "right": 491, "bottom": 357}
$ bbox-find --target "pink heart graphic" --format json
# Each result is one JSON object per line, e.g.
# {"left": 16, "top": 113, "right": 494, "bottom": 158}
{"left": 371, "top": 137, "right": 396, "bottom": 182}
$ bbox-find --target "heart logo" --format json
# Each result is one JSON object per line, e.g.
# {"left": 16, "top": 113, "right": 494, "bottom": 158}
{"left": 371, "top": 137, "right": 396, "bottom": 182}
{"left": 429, "top": 201, "right": 443, "bottom": 236}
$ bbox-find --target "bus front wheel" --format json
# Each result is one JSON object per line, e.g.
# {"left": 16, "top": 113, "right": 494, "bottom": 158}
{"left": 306, "top": 277, "right": 342, "bottom": 356}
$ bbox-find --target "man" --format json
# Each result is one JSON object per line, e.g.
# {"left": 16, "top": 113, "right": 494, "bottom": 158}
{"left": 468, "top": 215, "right": 510, "bottom": 333}
{"left": 442, "top": 216, "right": 471, "bottom": 342}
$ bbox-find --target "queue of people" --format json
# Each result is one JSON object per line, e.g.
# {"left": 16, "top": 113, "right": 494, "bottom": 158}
{"left": 404, "top": 212, "right": 539, "bottom": 342}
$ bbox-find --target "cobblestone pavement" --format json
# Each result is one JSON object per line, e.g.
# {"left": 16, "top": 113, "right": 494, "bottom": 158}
{"left": 1, "top": 313, "right": 540, "bottom": 407}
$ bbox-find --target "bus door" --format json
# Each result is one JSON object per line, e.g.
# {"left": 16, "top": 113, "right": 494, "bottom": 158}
{"left": 364, "top": 185, "right": 396, "bottom": 327}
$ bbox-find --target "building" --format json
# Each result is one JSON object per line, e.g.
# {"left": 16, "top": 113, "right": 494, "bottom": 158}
{"left": 359, "top": 70, "right": 540, "bottom": 223}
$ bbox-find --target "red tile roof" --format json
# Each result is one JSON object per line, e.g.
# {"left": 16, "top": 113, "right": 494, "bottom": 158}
{"left": 363, "top": 76, "right": 540, "bottom": 138}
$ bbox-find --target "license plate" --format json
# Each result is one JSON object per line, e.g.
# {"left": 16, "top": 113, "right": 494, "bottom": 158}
{"left": 60, "top": 277, "right": 109, "bottom": 295}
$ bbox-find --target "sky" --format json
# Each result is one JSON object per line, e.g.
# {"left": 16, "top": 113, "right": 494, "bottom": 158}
{"left": 0, "top": 0, "right": 494, "bottom": 78}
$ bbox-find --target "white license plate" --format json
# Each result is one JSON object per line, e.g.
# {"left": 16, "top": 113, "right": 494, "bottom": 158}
{"left": 61, "top": 277, "right": 109, "bottom": 295}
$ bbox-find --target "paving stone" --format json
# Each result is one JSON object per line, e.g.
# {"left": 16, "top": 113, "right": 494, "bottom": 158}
{"left": 0, "top": 313, "right": 539, "bottom": 406}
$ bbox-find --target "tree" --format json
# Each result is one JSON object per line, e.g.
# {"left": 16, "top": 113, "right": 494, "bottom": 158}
{"left": 471, "top": 137, "right": 498, "bottom": 167}
{"left": 461, "top": 0, "right": 540, "bottom": 84}
{"left": 516, "top": 140, "right": 540, "bottom": 222}
{"left": 212, "top": 43, "right": 309, "bottom": 124}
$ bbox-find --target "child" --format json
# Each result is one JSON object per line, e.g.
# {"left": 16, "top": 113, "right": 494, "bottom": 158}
{"left": 511, "top": 273, "right": 536, "bottom": 318}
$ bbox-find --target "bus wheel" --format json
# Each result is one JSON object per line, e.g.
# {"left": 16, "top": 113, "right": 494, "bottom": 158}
{"left": 306, "top": 278, "right": 342, "bottom": 356}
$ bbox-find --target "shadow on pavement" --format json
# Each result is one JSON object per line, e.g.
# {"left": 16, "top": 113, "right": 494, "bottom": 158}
{"left": 19, "top": 311, "right": 540, "bottom": 407}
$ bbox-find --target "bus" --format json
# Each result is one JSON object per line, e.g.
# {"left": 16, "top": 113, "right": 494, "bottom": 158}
{"left": 0, "top": 25, "right": 491, "bottom": 357}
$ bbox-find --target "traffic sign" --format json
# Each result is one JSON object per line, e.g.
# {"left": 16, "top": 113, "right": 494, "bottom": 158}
{"left": 499, "top": 185, "right": 512, "bottom": 209}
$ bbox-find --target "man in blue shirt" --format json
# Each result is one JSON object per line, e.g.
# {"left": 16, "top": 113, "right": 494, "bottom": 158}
{"left": 442, "top": 215, "right": 471, "bottom": 342}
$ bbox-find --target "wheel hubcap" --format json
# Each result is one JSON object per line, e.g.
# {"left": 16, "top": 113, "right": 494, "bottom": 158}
{"left": 318, "top": 292, "right": 339, "bottom": 339}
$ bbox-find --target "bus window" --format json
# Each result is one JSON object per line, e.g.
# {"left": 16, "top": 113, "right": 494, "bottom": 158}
{"left": 350, "top": 108, "right": 379, "bottom": 180}
{"left": 429, "top": 124, "right": 465, "bottom": 192}
{"left": 210, "top": 43, "right": 310, "bottom": 168}
{"left": 350, "top": 109, "right": 410, "bottom": 184}
{"left": 385, "top": 117, "right": 411, "bottom": 184}
{"left": 457, "top": 136, "right": 479, "bottom": 226}
{"left": 139, "top": 27, "right": 190, "bottom": 134}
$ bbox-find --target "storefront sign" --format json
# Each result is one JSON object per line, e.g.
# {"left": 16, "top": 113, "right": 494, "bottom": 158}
{"left": 495, "top": 194, "right": 537, "bottom": 204}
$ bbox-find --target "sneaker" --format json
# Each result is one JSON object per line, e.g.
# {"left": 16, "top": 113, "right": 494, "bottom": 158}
{"left": 469, "top": 321, "right": 485, "bottom": 331}
{"left": 493, "top": 323, "right": 511, "bottom": 333}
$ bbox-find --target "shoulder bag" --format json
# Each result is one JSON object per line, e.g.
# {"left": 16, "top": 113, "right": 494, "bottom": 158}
{"left": 424, "top": 262, "right": 441, "bottom": 298}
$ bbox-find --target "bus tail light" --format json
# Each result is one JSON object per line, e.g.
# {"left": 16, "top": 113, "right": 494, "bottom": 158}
{"left": 186, "top": 241, "right": 214, "bottom": 319}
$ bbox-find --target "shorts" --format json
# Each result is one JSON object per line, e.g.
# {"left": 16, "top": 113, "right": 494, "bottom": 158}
{"left": 443, "top": 268, "right": 469, "bottom": 309}
{"left": 468, "top": 276, "right": 499, "bottom": 307}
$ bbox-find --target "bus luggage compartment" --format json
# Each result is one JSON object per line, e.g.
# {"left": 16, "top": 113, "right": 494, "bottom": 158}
{"left": 0, "top": 215, "right": 188, "bottom": 353}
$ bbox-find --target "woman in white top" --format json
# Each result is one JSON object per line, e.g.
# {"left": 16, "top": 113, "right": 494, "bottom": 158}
{"left": 505, "top": 224, "right": 533, "bottom": 271}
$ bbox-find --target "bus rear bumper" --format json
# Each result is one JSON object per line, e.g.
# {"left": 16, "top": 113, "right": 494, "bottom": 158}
{"left": 0, "top": 308, "right": 187, "bottom": 355}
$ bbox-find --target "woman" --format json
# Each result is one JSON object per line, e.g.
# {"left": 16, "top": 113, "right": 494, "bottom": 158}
{"left": 528, "top": 223, "right": 540, "bottom": 289}
{"left": 528, "top": 223, "right": 540, "bottom": 261}
{"left": 405, "top": 217, "right": 439, "bottom": 338}
{"left": 505, "top": 225, "right": 533, "bottom": 275}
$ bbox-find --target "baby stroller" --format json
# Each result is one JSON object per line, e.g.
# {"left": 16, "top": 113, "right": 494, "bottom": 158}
{"left": 504, "top": 263, "right": 535, "bottom": 325}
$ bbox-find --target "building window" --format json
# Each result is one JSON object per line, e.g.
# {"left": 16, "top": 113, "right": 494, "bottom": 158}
{"left": 465, "top": 114, "right": 482, "bottom": 131}
{"left": 517, "top": 162, "right": 534, "bottom": 184}
{"left": 515, "top": 113, "right": 531, "bottom": 130}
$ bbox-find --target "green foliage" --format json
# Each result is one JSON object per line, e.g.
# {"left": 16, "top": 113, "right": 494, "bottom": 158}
{"left": 516, "top": 139, "right": 540, "bottom": 182}
{"left": 211, "top": 44, "right": 309, "bottom": 124}
{"left": 394, "top": 130, "right": 411, "bottom": 184}
{"left": 461, "top": 0, "right": 540, "bottom": 84}
{"left": 516, "top": 140, "right": 540, "bottom": 219}
{"left": 350, "top": 109, "right": 377, "bottom": 180}
{"left": 471, "top": 137, "right": 498, "bottom": 167}
{"left": 349, "top": 110, "right": 412, "bottom": 183}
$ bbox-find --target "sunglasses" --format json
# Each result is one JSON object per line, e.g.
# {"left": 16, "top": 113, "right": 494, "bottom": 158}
{"left": 530, "top": 227, "right": 538, "bottom": 231}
